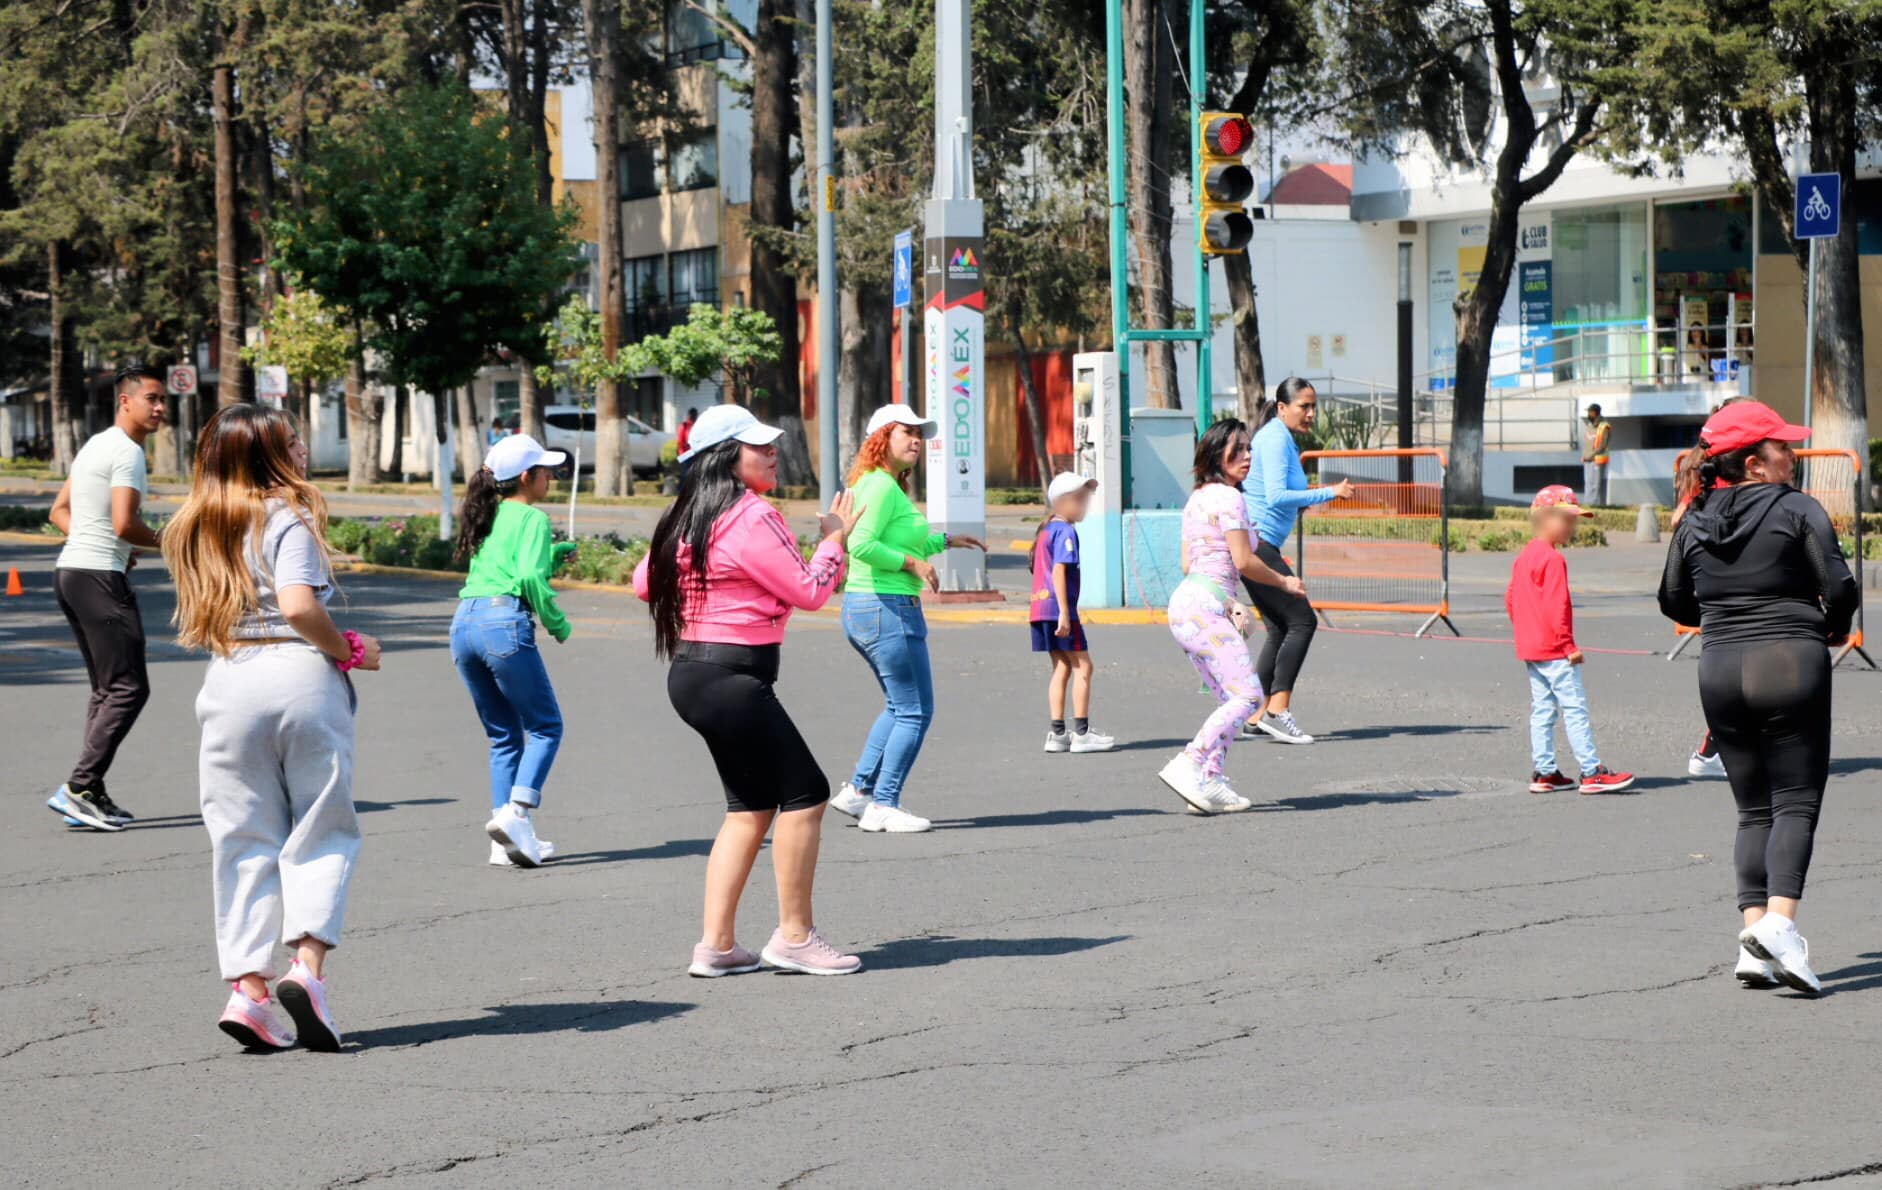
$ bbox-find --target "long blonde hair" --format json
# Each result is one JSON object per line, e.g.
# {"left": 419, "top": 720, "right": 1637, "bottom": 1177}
{"left": 163, "top": 405, "right": 332, "bottom": 656}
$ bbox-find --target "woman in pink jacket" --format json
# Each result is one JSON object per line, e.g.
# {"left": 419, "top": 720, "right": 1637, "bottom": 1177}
{"left": 634, "top": 405, "right": 866, "bottom": 978}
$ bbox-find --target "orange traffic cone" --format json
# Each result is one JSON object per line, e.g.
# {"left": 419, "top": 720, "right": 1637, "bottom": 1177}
{"left": 5, "top": 568, "right": 22, "bottom": 597}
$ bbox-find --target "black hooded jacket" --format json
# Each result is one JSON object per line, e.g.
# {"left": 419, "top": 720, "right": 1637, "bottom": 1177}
{"left": 1658, "top": 482, "right": 1859, "bottom": 648}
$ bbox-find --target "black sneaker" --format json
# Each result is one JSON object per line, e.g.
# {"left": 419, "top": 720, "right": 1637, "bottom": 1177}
{"left": 45, "top": 785, "right": 125, "bottom": 832}
{"left": 90, "top": 791, "right": 135, "bottom": 824}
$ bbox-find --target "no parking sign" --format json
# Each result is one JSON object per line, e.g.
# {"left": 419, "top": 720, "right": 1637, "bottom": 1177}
{"left": 166, "top": 364, "right": 197, "bottom": 396}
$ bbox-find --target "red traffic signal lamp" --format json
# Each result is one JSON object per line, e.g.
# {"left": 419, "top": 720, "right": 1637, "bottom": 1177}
{"left": 1198, "top": 112, "right": 1255, "bottom": 255}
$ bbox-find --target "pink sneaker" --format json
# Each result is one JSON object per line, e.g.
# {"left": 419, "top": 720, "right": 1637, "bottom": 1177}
{"left": 276, "top": 960, "right": 342, "bottom": 1052}
{"left": 688, "top": 942, "right": 763, "bottom": 978}
{"left": 760, "top": 928, "right": 862, "bottom": 976}
{"left": 217, "top": 985, "right": 296, "bottom": 1050}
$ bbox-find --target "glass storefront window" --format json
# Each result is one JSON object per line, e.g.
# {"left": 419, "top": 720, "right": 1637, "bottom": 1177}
{"left": 1654, "top": 196, "right": 1753, "bottom": 380}
{"left": 1552, "top": 203, "right": 1648, "bottom": 381}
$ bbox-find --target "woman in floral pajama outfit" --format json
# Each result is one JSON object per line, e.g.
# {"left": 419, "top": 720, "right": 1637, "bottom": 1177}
{"left": 1160, "top": 418, "right": 1307, "bottom": 815}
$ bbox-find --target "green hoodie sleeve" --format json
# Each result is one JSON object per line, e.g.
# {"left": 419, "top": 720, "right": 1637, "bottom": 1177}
{"left": 516, "top": 509, "right": 570, "bottom": 642}
{"left": 847, "top": 470, "right": 914, "bottom": 574}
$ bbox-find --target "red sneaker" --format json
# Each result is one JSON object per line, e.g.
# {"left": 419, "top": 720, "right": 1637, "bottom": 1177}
{"left": 1529, "top": 771, "right": 1575, "bottom": 793}
{"left": 1579, "top": 767, "right": 1636, "bottom": 794}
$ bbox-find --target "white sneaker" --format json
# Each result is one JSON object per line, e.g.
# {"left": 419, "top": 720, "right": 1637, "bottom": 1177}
{"left": 1735, "top": 945, "right": 1780, "bottom": 989}
{"left": 1158, "top": 752, "right": 1216, "bottom": 814}
{"left": 1200, "top": 774, "right": 1252, "bottom": 813}
{"left": 829, "top": 782, "right": 870, "bottom": 818}
{"left": 1688, "top": 751, "right": 1726, "bottom": 779}
{"left": 1256, "top": 711, "right": 1315, "bottom": 744}
{"left": 489, "top": 838, "right": 556, "bottom": 867}
{"left": 486, "top": 803, "right": 544, "bottom": 868}
{"left": 857, "top": 802, "right": 932, "bottom": 833}
{"left": 1740, "top": 915, "right": 1820, "bottom": 996}
{"left": 1069, "top": 729, "right": 1116, "bottom": 754}
{"left": 1043, "top": 730, "right": 1071, "bottom": 753}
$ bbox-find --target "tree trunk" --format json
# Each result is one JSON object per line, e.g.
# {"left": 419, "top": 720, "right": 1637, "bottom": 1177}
{"left": 388, "top": 384, "right": 406, "bottom": 476}
{"left": 1123, "top": 0, "right": 1178, "bottom": 409}
{"left": 212, "top": 21, "right": 246, "bottom": 407}
{"left": 46, "top": 241, "right": 76, "bottom": 475}
{"left": 584, "top": 0, "right": 633, "bottom": 496}
{"left": 749, "top": 0, "right": 809, "bottom": 483}
{"left": 345, "top": 358, "right": 380, "bottom": 488}
{"left": 517, "top": 357, "right": 545, "bottom": 441}
{"left": 836, "top": 286, "right": 890, "bottom": 470}
{"left": 1804, "top": 57, "right": 1870, "bottom": 497}
{"left": 1013, "top": 333, "right": 1053, "bottom": 496}
{"left": 288, "top": 378, "right": 310, "bottom": 430}
{"left": 454, "top": 385, "right": 484, "bottom": 479}
{"left": 1222, "top": 250, "right": 1267, "bottom": 422}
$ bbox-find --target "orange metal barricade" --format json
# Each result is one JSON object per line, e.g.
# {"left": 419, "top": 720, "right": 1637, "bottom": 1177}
{"left": 1295, "top": 448, "right": 1457, "bottom": 638}
{"left": 1665, "top": 447, "right": 1872, "bottom": 669}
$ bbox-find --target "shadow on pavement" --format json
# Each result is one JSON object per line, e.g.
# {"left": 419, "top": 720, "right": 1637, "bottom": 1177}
{"left": 1830, "top": 757, "right": 1882, "bottom": 777}
{"left": 934, "top": 808, "right": 1168, "bottom": 829}
{"left": 1261, "top": 790, "right": 1464, "bottom": 812}
{"left": 354, "top": 797, "right": 455, "bottom": 813}
{"left": 553, "top": 838, "right": 716, "bottom": 866}
{"left": 345, "top": 999, "right": 694, "bottom": 1049}
{"left": 1813, "top": 954, "right": 1882, "bottom": 998}
{"left": 1110, "top": 737, "right": 1192, "bottom": 753}
{"left": 1323, "top": 723, "right": 1508, "bottom": 741}
{"left": 854, "top": 933, "right": 1128, "bottom": 971}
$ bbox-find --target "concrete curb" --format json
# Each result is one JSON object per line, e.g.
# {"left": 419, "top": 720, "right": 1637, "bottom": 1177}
{"left": 0, "top": 531, "right": 60, "bottom": 547}
{"left": 332, "top": 560, "right": 640, "bottom": 596}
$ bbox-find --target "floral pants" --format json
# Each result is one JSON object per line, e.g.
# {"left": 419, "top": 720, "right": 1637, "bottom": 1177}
{"left": 1167, "top": 579, "right": 1265, "bottom": 779}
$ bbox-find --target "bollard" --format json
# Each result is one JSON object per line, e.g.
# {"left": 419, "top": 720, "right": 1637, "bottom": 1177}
{"left": 1635, "top": 504, "right": 1661, "bottom": 543}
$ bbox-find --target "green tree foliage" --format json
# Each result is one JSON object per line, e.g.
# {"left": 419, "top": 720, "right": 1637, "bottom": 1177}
{"left": 629, "top": 304, "right": 782, "bottom": 402}
{"left": 274, "top": 84, "right": 580, "bottom": 406}
{"left": 242, "top": 287, "right": 352, "bottom": 425}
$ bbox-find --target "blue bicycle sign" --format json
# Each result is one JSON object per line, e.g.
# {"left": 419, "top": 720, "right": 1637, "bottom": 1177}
{"left": 1795, "top": 172, "right": 1840, "bottom": 239}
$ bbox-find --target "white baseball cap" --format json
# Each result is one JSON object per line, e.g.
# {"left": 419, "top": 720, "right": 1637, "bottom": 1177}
{"left": 865, "top": 403, "right": 939, "bottom": 440}
{"left": 1047, "top": 472, "right": 1097, "bottom": 503}
{"left": 483, "top": 433, "right": 567, "bottom": 482}
{"left": 680, "top": 403, "right": 784, "bottom": 462}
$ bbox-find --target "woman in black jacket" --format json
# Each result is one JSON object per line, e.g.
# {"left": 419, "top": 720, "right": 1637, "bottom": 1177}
{"left": 1658, "top": 401, "right": 1859, "bottom": 996}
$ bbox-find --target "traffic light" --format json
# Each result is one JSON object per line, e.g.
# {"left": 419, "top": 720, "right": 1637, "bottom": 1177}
{"left": 1198, "top": 112, "right": 1255, "bottom": 255}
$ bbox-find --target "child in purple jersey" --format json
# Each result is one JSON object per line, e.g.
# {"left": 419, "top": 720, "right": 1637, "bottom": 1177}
{"left": 1031, "top": 474, "right": 1113, "bottom": 754}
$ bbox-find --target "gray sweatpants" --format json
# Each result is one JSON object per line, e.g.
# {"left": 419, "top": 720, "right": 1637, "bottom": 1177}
{"left": 196, "top": 644, "right": 360, "bottom": 980}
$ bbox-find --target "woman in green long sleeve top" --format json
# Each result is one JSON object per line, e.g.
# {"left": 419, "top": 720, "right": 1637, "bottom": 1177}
{"left": 449, "top": 435, "right": 576, "bottom": 869}
{"left": 827, "top": 406, "right": 985, "bottom": 834}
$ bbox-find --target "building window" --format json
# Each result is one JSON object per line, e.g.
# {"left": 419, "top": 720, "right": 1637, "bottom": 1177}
{"left": 668, "top": 128, "right": 718, "bottom": 191}
{"left": 666, "top": 0, "right": 731, "bottom": 65}
{"left": 628, "top": 377, "right": 662, "bottom": 424}
{"left": 620, "top": 140, "right": 663, "bottom": 201}
{"left": 668, "top": 247, "right": 718, "bottom": 307}
{"left": 626, "top": 254, "right": 666, "bottom": 311}
{"left": 492, "top": 380, "right": 521, "bottom": 432}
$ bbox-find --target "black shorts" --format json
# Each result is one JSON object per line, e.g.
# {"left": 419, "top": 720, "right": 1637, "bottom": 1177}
{"left": 667, "top": 642, "right": 829, "bottom": 814}
{"left": 1030, "top": 619, "right": 1088, "bottom": 652}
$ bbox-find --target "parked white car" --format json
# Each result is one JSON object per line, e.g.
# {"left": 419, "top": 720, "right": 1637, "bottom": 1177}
{"left": 540, "top": 405, "right": 672, "bottom": 476}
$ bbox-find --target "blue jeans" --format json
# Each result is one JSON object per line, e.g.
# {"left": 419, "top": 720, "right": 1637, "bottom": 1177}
{"left": 1527, "top": 659, "right": 1599, "bottom": 775}
{"left": 451, "top": 597, "right": 563, "bottom": 810}
{"left": 843, "top": 593, "right": 934, "bottom": 807}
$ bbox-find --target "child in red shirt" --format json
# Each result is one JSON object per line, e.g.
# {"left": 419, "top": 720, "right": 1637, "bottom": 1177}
{"left": 1505, "top": 485, "right": 1634, "bottom": 794}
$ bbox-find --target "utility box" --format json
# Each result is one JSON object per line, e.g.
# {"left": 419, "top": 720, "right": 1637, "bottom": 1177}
{"left": 1129, "top": 407, "right": 1195, "bottom": 511}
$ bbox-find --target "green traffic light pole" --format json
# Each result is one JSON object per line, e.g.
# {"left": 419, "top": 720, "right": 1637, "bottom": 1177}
{"left": 1104, "top": 0, "right": 1217, "bottom": 502}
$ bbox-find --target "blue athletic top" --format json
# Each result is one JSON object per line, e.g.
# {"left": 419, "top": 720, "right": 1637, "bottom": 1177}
{"left": 1241, "top": 418, "right": 1339, "bottom": 551}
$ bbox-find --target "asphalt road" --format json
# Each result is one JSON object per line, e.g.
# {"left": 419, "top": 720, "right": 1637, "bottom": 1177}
{"left": 3, "top": 536, "right": 1881, "bottom": 1189}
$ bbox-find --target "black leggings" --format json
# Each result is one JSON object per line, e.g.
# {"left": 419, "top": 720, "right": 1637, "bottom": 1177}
{"left": 667, "top": 642, "right": 829, "bottom": 814}
{"left": 1698, "top": 638, "right": 1831, "bottom": 910}
{"left": 1240, "top": 542, "right": 1317, "bottom": 698}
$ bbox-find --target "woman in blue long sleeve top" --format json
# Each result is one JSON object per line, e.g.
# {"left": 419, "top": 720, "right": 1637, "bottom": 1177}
{"left": 1238, "top": 378, "right": 1351, "bottom": 743}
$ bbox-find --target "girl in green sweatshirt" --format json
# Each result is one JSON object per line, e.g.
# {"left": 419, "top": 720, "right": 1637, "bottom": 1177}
{"left": 450, "top": 434, "right": 577, "bottom": 869}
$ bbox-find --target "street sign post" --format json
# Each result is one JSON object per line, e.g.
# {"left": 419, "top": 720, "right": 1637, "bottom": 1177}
{"left": 1795, "top": 171, "right": 1840, "bottom": 428}
{"left": 894, "top": 229, "right": 915, "bottom": 407}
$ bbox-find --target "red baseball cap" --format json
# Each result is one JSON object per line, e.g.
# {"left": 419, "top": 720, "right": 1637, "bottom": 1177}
{"left": 1700, "top": 400, "right": 1810, "bottom": 458}
{"left": 1531, "top": 484, "right": 1593, "bottom": 517}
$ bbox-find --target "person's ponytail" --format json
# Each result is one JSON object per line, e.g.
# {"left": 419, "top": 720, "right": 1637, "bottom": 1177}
{"left": 454, "top": 467, "right": 514, "bottom": 563}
